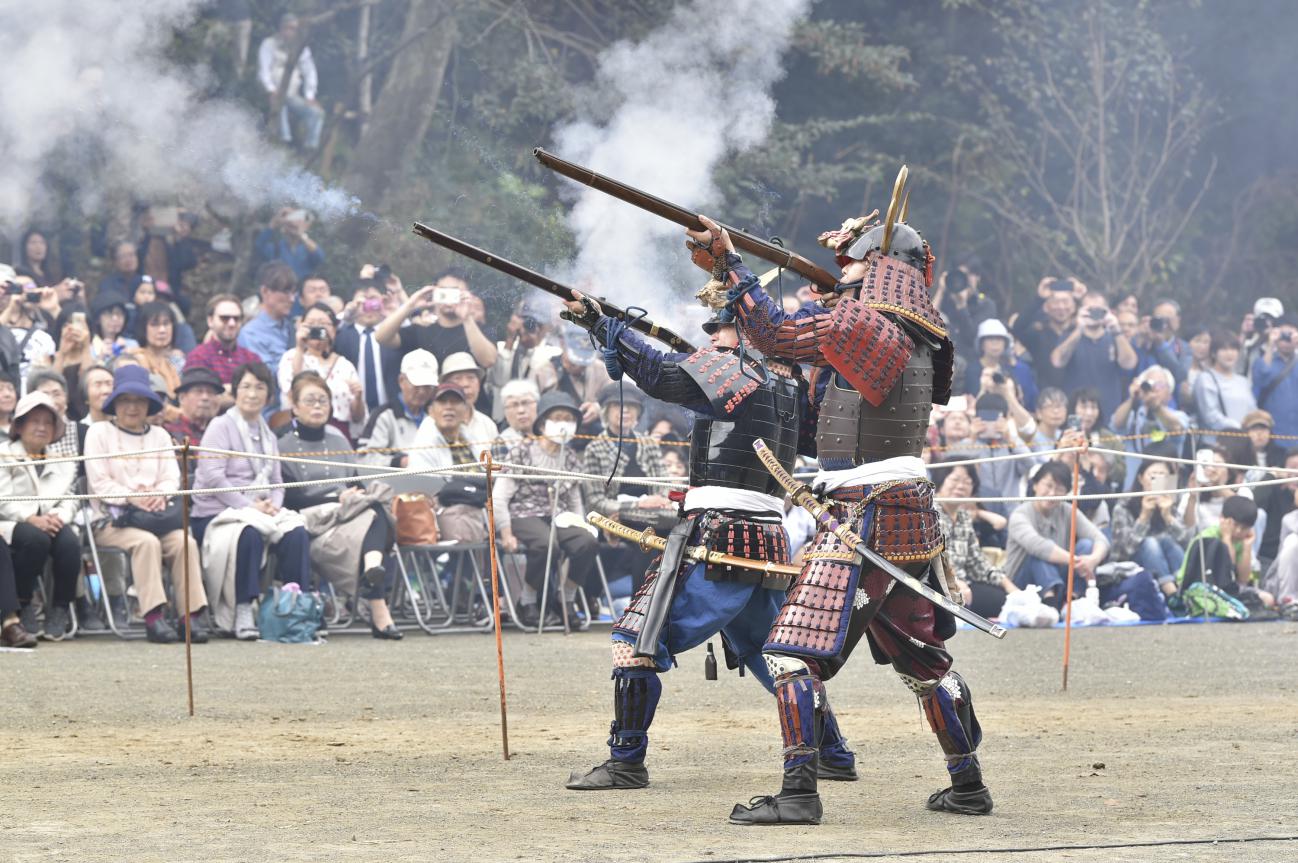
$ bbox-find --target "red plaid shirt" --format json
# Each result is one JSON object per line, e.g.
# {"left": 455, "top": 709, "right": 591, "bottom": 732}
{"left": 184, "top": 339, "right": 262, "bottom": 384}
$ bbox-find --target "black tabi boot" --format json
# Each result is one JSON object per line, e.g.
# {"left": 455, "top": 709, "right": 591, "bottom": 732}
{"left": 919, "top": 671, "right": 993, "bottom": 815}
{"left": 730, "top": 668, "right": 823, "bottom": 825}
{"left": 566, "top": 667, "right": 659, "bottom": 790}
{"left": 729, "top": 759, "right": 823, "bottom": 826}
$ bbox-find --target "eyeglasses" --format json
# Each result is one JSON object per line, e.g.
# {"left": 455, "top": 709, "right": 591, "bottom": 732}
{"left": 297, "top": 396, "right": 330, "bottom": 408}
{"left": 216, "top": 314, "right": 243, "bottom": 324}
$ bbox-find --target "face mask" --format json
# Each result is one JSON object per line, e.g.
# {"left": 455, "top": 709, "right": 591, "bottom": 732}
{"left": 544, "top": 419, "right": 577, "bottom": 441}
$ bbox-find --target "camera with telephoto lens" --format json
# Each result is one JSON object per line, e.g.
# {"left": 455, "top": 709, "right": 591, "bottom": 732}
{"left": 1281, "top": 331, "right": 1296, "bottom": 344}
{"left": 1150, "top": 316, "right": 1168, "bottom": 333}
{"left": 306, "top": 326, "right": 329, "bottom": 341}
{"left": 947, "top": 269, "right": 969, "bottom": 292}
{"left": 1255, "top": 314, "right": 1274, "bottom": 336}
{"left": 1140, "top": 380, "right": 1153, "bottom": 393}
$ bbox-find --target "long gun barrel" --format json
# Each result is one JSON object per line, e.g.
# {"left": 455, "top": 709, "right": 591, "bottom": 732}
{"left": 534, "top": 148, "right": 840, "bottom": 291}
{"left": 411, "top": 223, "right": 697, "bottom": 355}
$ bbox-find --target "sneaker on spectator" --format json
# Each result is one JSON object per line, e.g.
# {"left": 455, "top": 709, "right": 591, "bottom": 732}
{"left": 40, "top": 605, "right": 71, "bottom": 642}
{"left": 19, "top": 603, "right": 38, "bottom": 636}
{"left": 234, "top": 602, "right": 258, "bottom": 641}
{"left": 76, "top": 597, "right": 106, "bottom": 633}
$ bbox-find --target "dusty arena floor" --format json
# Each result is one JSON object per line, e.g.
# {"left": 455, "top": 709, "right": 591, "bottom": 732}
{"left": 5, "top": 622, "right": 1298, "bottom": 863}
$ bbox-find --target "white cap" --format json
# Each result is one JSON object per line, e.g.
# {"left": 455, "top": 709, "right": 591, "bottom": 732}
{"left": 400, "top": 349, "right": 439, "bottom": 387}
{"left": 440, "top": 351, "right": 484, "bottom": 380}
{"left": 976, "top": 318, "right": 1011, "bottom": 342}
{"left": 1254, "top": 297, "right": 1284, "bottom": 319}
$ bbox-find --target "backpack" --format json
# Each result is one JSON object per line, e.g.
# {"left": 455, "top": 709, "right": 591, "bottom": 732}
{"left": 1181, "top": 581, "right": 1249, "bottom": 620}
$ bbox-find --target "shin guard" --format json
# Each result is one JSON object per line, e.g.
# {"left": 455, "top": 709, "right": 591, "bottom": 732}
{"left": 819, "top": 703, "right": 855, "bottom": 768}
{"left": 774, "top": 669, "right": 823, "bottom": 792}
{"left": 918, "top": 671, "right": 984, "bottom": 787}
{"left": 607, "top": 667, "right": 662, "bottom": 764}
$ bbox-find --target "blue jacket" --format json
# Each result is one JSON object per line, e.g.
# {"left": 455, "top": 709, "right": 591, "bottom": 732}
{"left": 254, "top": 228, "right": 324, "bottom": 280}
{"left": 1253, "top": 354, "right": 1298, "bottom": 438}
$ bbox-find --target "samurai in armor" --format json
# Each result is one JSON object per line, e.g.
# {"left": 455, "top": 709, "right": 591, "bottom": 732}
{"left": 560, "top": 296, "right": 857, "bottom": 791}
{"left": 684, "top": 197, "right": 992, "bottom": 824}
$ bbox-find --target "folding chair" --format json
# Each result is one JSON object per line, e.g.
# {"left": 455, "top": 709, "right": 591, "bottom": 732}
{"left": 397, "top": 541, "right": 495, "bottom": 635}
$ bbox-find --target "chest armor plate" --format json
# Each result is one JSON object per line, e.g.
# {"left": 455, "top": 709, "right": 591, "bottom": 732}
{"left": 816, "top": 342, "right": 934, "bottom": 467}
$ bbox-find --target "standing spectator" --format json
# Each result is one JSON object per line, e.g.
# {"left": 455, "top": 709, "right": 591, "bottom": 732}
{"left": 538, "top": 327, "right": 610, "bottom": 434}
{"left": 438, "top": 352, "right": 497, "bottom": 446}
{"left": 0, "top": 393, "right": 82, "bottom": 640}
{"left": 1004, "top": 461, "right": 1110, "bottom": 609}
{"left": 1048, "top": 290, "right": 1137, "bottom": 422}
{"left": 930, "top": 461, "right": 1018, "bottom": 619}
{"left": 277, "top": 303, "right": 364, "bottom": 435}
{"left": 335, "top": 281, "right": 402, "bottom": 413}
{"left": 185, "top": 294, "right": 262, "bottom": 398}
{"left": 84, "top": 366, "right": 209, "bottom": 644}
{"left": 1252, "top": 317, "right": 1298, "bottom": 439}
{"left": 26, "top": 370, "right": 79, "bottom": 459}
{"left": 1024, "top": 387, "right": 1068, "bottom": 455}
{"left": 128, "top": 302, "right": 186, "bottom": 411}
{"left": 96, "top": 240, "right": 143, "bottom": 298}
{"left": 257, "top": 13, "right": 324, "bottom": 150}
{"left": 137, "top": 210, "right": 202, "bottom": 311}
{"left": 961, "top": 391, "right": 1034, "bottom": 512}
{"left": 191, "top": 362, "right": 313, "bottom": 640}
{"left": 17, "top": 228, "right": 61, "bottom": 285}
{"left": 493, "top": 391, "right": 598, "bottom": 627}
{"left": 1147, "top": 299, "right": 1192, "bottom": 389}
{"left": 88, "top": 291, "right": 137, "bottom": 365}
{"left": 964, "top": 319, "right": 1037, "bottom": 410}
{"left": 277, "top": 372, "right": 402, "bottom": 639}
{"left": 490, "top": 301, "right": 553, "bottom": 421}
{"left": 254, "top": 208, "right": 324, "bottom": 280}
{"left": 237, "top": 262, "right": 298, "bottom": 372}
{"left": 164, "top": 368, "right": 223, "bottom": 445}
{"left": 1, "top": 287, "right": 56, "bottom": 383}
{"left": 1178, "top": 324, "right": 1213, "bottom": 415}
{"left": 1012, "top": 278, "right": 1077, "bottom": 391}
{"left": 934, "top": 263, "right": 998, "bottom": 359}
{"left": 493, "top": 379, "right": 540, "bottom": 458}
{"left": 1109, "top": 460, "right": 1192, "bottom": 598}
{"left": 1193, "top": 331, "right": 1256, "bottom": 434}
{"left": 376, "top": 273, "right": 498, "bottom": 368}
{"left": 1241, "top": 297, "right": 1283, "bottom": 377}
{"left": 1111, "top": 366, "right": 1189, "bottom": 460}
{"left": 357, "top": 350, "right": 437, "bottom": 469}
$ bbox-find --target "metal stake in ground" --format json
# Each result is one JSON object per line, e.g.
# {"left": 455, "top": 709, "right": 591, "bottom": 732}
{"left": 481, "top": 451, "right": 510, "bottom": 760}
{"left": 1061, "top": 438, "right": 1086, "bottom": 692}
{"left": 180, "top": 439, "right": 195, "bottom": 717}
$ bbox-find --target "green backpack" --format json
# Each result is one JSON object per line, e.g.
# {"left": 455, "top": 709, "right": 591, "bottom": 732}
{"left": 1180, "top": 581, "right": 1250, "bottom": 620}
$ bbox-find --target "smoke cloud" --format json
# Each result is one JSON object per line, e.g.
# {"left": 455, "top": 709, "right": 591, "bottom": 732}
{"left": 552, "top": 0, "right": 810, "bottom": 331}
{"left": 0, "top": 0, "right": 357, "bottom": 229}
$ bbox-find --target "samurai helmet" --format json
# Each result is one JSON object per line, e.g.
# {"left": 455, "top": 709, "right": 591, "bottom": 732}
{"left": 822, "top": 165, "right": 934, "bottom": 285}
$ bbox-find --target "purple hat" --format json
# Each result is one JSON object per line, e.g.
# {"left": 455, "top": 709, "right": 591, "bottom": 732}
{"left": 104, "top": 365, "right": 164, "bottom": 416}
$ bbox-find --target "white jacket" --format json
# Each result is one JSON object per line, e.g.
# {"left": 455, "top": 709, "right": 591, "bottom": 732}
{"left": 0, "top": 438, "right": 79, "bottom": 543}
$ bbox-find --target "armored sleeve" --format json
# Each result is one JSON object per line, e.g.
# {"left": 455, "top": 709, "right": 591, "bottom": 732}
{"left": 726, "top": 268, "right": 834, "bottom": 364}
{"left": 590, "top": 316, "right": 716, "bottom": 415}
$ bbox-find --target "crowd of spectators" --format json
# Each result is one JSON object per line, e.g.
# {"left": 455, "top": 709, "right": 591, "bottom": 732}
{"left": 2, "top": 221, "right": 1298, "bottom": 650}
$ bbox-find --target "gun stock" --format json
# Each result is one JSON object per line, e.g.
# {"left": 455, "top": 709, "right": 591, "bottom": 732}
{"left": 534, "top": 148, "right": 840, "bottom": 290}
{"left": 411, "top": 223, "right": 697, "bottom": 355}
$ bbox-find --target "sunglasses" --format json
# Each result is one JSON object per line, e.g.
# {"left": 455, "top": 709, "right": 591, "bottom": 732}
{"left": 216, "top": 314, "right": 243, "bottom": 323}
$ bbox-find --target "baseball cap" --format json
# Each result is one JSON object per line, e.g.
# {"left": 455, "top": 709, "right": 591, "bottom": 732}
{"left": 440, "top": 351, "right": 484, "bottom": 380}
{"left": 1253, "top": 297, "right": 1284, "bottom": 319}
{"left": 400, "top": 349, "right": 439, "bottom": 388}
{"left": 433, "top": 382, "right": 467, "bottom": 402}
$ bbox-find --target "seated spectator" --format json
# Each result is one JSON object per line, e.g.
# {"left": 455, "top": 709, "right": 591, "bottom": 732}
{"left": 84, "top": 366, "right": 209, "bottom": 644}
{"left": 1256, "top": 448, "right": 1298, "bottom": 571}
{"left": 335, "top": 280, "right": 402, "bottom": 412}
{"left": 439, "top": 351, "right": 497, "bottom": 446}
{"left": 96, "top": 240, "right": 143, "bottom": 298}
{"left": 164, "top": 368, "right": 223, "bottom": 445}
{"left": 75, "top": 365, "right": 114, "bottom": 453}
{"left": 376, "top": 272, "right": 498, "bottom": 368}
{"left": 409, "top": 382, "right": 476, "bottom": 471}
{"left": 51, "top": 304, "right": 94, "bottom": 402}
{"left": 26, "top": 370, "right": 78, "bottom": 458}
{"left": 1193, "top": 331, "right": 1255, "bottom": 434}
{"left": 1025, "top": 387, "right": 1067, "bottom": 454}
{"left": 0, "top": 537, "right": 35, "bottom": 647}
{"left": 1252, "top": 317, "right": 1298, "bottom": 439}
{"left": 1005, "top": 461, "right": 1110, "bottom": 609}
{"left": 192, "top": 362, "right": 313, "bottom": 640}
{"left": 493, "top": 391, "right": 598, "bottom": 627}
{"left": 17, "top": 228, "right": 61, "bottom": 286}
{"left": 254, "top": 207, "right": 324, "bottom": 280}
{"left": 964, "top": 318, "right": 1038, "bottom": 410}
{"left": 278, "top": 372, "right": 402, "bottom": 639}
{"left": 1241, "top": 410, "right": 1286, "bottom": 483}
{"left": 952, "top": 391, "right": 1033, "bottom": 517}
{"left": 0, "top": 393, "right": 82, "bottom": 641}
{"left": 237, "top": 262, "right": 298, "bottom": 372}
{"left": 1, "top": 284, "right": 56, "bottom": 380}
{"left": 1262, "top": 485, "right": 1298, "bottom": 605}
{"left": 583, "top": 383, "right": 676, "bottom": 532}
{"left": 128, "top": 301, "right": 186, "bottom": 411}
{"left": 1070, "top": 386, "right": 1125, "bottom": 489}
{"left": 1179, "top": 495, "right": 1274, "bottom": 610}
{"left": 1179, "top": 446, "right": 1259, "bottom": 537}
{"left": 1109, "top": 460, "right": 1191, "bottom": 598}
{"left": 1049, "top": 288, "right": 1137, "bottom": 421}
{"left": 185, "top": 294, "right": 262, "bottom": 399}
{"left": 931, "top": 460, "right": 1018, "bottom": 619}
{"left": 1111, "top": 366, "right": 1188, "bottom": 460}
{"left": 0, "top": 371, "right": 14, "bottom": 434}
{"left": 278, "top": 302, "right": 363, "bottom": 435}
{"left": 88, "top": 290, "right": 137, "bottom": 365}
{"left": 661, "top": 448, "right": 687, "bottom": 478}
{"left": 358, "top": 349, "right": 437, "bottom": 469}
{"left": 257, "top": 15, "right": 325, "bottom": 151}
{"left": 492, "top": 379, "right": 539, "bottom": 459}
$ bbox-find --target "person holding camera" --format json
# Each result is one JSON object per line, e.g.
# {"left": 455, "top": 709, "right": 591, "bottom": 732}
{"left": 375, "top": 270, "right": 498, "bottom": 369}
{"left": 1252, "top": 317, "right": 1298, "bottom": 439}
{"left": 490, "top": 300, "right": 552, "bottom": 422}
{"left": 964, "top": 319, "right": 1038, "bottom": 410}
{"left": 1110, "top": 459, "right": 1192, "bottom": 596}
{"left": 277, "top": 302, "right": 364, "bottom": 436}
{"left": 1240, "top": 298, "right": 1283, "bottom": 378}
{"left": 1049, "top": 289, "right": 1137, "bottom": 422}
{"left": 1012, "top": 277, "right": 1081, "bottom": 391}
{"left": 934, "top": 264, "right": 997, "bottom": 359}
{"left": 1192, "top": 331, "right": 1256, "bottom": 434}
{"left": 0, "top": 278, "right": 57, "bottom": 383}
{"left": 254, "top": 207, "right": 323, "bottom": 281}
{"left": 1146, "top": 299, "right": 1192, "bottom": 389}
{"left": 1111, "top": 366, "right": 1189, "bottom": 460}
{"left": 336, "top": 276, "right": 402, "bottom": 412}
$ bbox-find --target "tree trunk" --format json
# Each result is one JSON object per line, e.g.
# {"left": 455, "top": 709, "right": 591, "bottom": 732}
{"left": 344, "top": 0, "right": 457, "bottom": 206}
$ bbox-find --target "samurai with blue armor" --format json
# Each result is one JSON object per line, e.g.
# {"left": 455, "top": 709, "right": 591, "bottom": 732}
{"left": 560, "top": 295, "right": 857, "bottom": 792}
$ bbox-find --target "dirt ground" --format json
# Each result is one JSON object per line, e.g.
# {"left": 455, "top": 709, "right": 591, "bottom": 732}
{"left": 5, "top": 622, "right": 1298, "bottom": 863}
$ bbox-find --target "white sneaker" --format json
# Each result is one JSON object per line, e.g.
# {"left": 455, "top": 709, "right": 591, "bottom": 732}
{"left": 234, "top": 603, "right": 258, "bottom": 641}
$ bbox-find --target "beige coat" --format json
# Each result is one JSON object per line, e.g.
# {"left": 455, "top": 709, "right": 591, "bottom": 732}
{"left": 0, "top": 439, "right": 79, "bottom": 543}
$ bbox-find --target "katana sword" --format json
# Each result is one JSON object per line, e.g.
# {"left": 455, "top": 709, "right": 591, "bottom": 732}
{"left": 752, "top": 441, "right": 1007, "bottom": 639}
{"left": 586, "top": 512, "right": 800, "bottom": 584}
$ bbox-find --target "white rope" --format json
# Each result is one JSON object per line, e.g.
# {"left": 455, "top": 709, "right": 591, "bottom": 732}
{"left": 1087, "top": 446, "right": 1298, "bottom": 477}
{"left": 0, "top": 445, "right": 178, "bottom": 470}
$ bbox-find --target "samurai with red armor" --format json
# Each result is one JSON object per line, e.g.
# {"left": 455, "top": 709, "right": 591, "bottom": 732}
{"left": 559, "top": 296, "right": 857, "bottom": 792}
{"left": 685, "top": 182, "right": 992, "bottom": 825}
